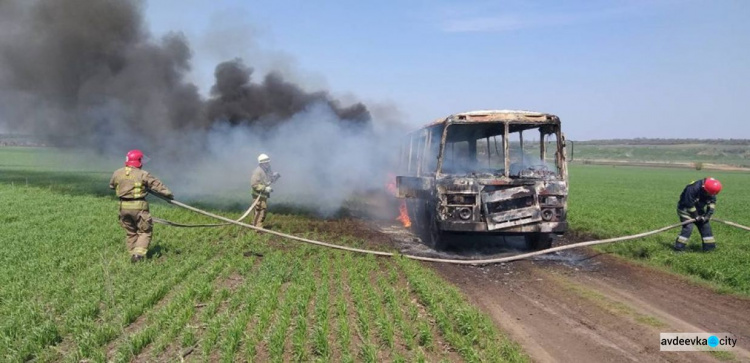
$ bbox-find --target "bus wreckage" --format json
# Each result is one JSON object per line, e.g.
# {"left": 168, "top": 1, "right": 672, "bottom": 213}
{"left": 396, "top": 110, "right": 569, "bottom": 250}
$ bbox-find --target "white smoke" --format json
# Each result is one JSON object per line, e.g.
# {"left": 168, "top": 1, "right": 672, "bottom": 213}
{"left": 161, "top": 102, "right": 406, "bottom": 216}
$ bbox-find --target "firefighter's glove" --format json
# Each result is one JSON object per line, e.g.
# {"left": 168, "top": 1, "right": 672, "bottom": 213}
{"left": 165, "top": 193, "right": 174, "bottom": 200}
{"left": 264, "top": 186, "right": 273, "bottom": 193}
{"left": 272, "top": 172, "right": 281, "bottom": 182}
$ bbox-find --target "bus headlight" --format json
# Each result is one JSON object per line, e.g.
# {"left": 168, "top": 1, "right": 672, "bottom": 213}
{"left": 541, "top": 209, "right": 555, "bottom": 221}
{"left": 541, "top": 196, "right": 562, "bottom": 206}
{"left": 458, "top": 207, "right": 472, "bottom": 220}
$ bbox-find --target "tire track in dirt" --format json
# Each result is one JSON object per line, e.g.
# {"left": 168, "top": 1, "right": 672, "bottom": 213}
{"left": 369, "top": 221, "right": 750, "bottom": 363}
{"left": 433, "top": 248, "right": 750, "bottom": 363}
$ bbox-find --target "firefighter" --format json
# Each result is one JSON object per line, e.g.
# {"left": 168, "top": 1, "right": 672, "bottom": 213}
{"left": 109, "top": 150, "right": 174, "bottom": 263}
{"left": 674, "top": 177, "right": 722, "bottom": 252}
{"left": 250, "top": 153, "right": 280, "bottom": 228}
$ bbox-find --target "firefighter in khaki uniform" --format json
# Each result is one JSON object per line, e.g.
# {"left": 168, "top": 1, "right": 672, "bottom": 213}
{"left": 110, "top": 150, "right": 174, "bottom": 262}
{"left": 250, "top": 153, "right": 280, "bottom": 228}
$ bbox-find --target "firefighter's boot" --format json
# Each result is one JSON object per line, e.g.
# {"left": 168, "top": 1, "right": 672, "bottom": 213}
{"left": 674, "top": 240, "right": 687, "bottom": 252}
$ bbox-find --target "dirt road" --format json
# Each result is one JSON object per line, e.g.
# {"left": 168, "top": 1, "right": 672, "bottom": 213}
{"left": 374, "top": 224, "right": 750, "bottom": 362}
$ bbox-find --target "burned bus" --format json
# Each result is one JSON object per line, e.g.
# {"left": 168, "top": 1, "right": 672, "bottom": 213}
{"left": 396, "top": 110, "right": 568, "bottom": 250}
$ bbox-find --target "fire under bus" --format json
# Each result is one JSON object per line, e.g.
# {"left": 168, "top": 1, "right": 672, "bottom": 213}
{"left": 396, "top": 110, "right": 568, "bottom": 250}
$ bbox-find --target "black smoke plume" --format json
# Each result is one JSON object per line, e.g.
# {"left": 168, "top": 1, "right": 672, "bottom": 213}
{"left": 0, "top": 0, "right": 371, "bottom": 152}
{"left": 0, "top": 0, "right": 411, "bottom": 217}
{"left": 207, "top": 60, "right": 370, "bottom": 129}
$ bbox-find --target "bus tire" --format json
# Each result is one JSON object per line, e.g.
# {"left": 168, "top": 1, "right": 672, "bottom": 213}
{"left": 424, "top": 209, "right": 447, "bottom": 250}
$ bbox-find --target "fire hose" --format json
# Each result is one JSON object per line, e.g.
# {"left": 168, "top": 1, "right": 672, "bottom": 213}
{"left": 153, "top": 175, "right": 278, "bottom": 227}
{"left": 152, "top": 194, "right": 261, "bottom": 227}
{"left": 150, "top": 194, "right": 750, "bottom": 265}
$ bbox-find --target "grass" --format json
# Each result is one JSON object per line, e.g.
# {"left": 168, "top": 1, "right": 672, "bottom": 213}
{"left": 0, "top": 146, "right": 526, "bottom": 362}
{"left": 710, "top": 350, "right": 738, "bottom": 361}
{"left": 568, "top": 164, "right": 750, "bottom": 296}
{"left": 397, "top": 258, "right": 527, "bottom": 363}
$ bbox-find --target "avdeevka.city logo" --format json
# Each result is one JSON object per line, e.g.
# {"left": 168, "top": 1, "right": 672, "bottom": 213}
{"left": 708, "top": 335, "right": 719, "bottom": 348}
{"left": 660, "top": 333, "right": 737, "bottom": 351}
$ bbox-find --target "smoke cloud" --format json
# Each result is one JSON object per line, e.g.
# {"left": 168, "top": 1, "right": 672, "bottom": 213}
{"left": 0, "top": 0, "right": 410, "bottom": 215}
{"left": 206, "top": 59, "right": 370, "bottom": 129}
{"left": 181, "top": 103, "right": 401, "bottom": 215}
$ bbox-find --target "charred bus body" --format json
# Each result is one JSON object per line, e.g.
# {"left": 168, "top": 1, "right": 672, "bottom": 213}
{"left": 396, "top": 110, "right": 568, "bottom": 250}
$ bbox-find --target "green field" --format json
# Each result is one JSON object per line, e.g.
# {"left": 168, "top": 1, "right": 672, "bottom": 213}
{"left": 568, "top": 164, "right": 750, "bottom": 295}
{"left": 4, "top": 147, "right": 750, "bottom": 362}
{"left": 0, "top": 147, "right": 524, "bottom": 362}
{"left": 570, "top": 142, "right": 750, "bottom": 167}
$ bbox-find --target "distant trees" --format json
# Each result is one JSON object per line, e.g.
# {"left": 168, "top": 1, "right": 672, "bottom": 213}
{"left": 0, "top": 134, "right": 45, "bottom": 147}
{"left": 574, "top": 138, "right": 750, "bottom": 146}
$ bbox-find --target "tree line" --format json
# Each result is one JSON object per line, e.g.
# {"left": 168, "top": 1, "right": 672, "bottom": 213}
{"left": 573, "top": 138, "right": 750, "bottom": 146}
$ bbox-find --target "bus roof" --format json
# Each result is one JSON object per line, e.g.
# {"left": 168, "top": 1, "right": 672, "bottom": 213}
{"left": 425, "top": 109, "right": 559, "bottom": 128}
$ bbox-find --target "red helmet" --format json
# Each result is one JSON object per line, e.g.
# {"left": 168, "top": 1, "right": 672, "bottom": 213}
{"left": 125, "top": 149, "right": 144, "bottom": 168}
{"left": 703, "top": 177, "right": 722, "bottom": 196}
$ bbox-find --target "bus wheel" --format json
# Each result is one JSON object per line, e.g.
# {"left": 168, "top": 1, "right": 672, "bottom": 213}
{"left": 424, "top": 211, "right": 447, "bottom": 250}
{"left": 525, "top": 233, "right": 553, "bottom": 250}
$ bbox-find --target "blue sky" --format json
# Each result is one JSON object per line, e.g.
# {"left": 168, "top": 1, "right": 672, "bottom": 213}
{"left": 145, "top": 0, "right": 749, "bottom": 140}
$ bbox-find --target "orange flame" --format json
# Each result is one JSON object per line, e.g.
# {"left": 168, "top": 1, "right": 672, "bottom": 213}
{"left": 386, "top": 173, "right": 411, "bottom": 228}
{"left": 397, "top": 200, "right": 412, "bottom": 228}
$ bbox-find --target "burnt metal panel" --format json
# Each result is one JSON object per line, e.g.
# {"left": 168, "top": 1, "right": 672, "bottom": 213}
{"left": 482, "top": 186, "right": 534, "bottom": 203}
{"left": 438, "top": 220, "right": 567, "bottom": 234}
{"left": 446, "top": 194, "right": 476, "bottom": 205}
{"left": 485, "top": 206, "right": 542, "bottom": 230}
{"left": 439, "top": 220, "right": 488, "bottom": 232}
{"left": 481, "top": 186, "right": 542, "bottom": 230}
{"left": 423, "top": 110, "right": 560, "bottom": 129}
{"left": 502, "top": 221, "right": 568, "bottom": 233}
{"left": 397, "top": 176, "right": 433, "bottom": 199}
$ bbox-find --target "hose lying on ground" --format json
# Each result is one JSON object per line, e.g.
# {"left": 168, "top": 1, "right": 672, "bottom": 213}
{"left": 150, "top": 194, "right": 750, "bottom": 265}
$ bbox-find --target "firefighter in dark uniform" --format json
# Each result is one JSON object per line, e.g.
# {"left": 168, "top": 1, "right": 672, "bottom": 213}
{"left": 110, "top": 150, "right": 174, "bottom": 262}
{"left": 675, "top": 177, "right": 722, "bottom": 252}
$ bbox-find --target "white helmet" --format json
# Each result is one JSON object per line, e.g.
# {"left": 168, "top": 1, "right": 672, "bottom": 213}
{"left": 258, "top": 153, "right": 270, "bottom": 164}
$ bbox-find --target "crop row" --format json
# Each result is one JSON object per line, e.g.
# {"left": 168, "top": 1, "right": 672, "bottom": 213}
{"left": 0, "top": 174, "right": 526, "bottom": 362}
